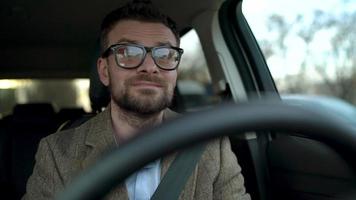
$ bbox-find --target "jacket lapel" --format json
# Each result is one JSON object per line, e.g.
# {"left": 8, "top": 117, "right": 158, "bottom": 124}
{"left": 80, "top": 108, "right": 129, "bottom": 199}
{"left": 81, "top": 108, "right": 115, "bottom": 169}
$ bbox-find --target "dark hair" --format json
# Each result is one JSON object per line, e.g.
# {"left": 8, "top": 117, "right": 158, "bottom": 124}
{"left": 99, "top": 0, "right": 180, "bottom": 54}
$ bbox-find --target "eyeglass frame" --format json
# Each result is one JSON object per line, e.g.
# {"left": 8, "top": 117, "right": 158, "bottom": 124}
{"left": 101, "top": 43, "right": 184, "bottom": 71}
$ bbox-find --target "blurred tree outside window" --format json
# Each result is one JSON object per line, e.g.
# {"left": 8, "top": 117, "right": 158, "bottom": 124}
{"left": 243, "top": 0, "right": 356, "bottom": 104}
{"left": 178, "top": 29, "right": 221, "bottom": 110}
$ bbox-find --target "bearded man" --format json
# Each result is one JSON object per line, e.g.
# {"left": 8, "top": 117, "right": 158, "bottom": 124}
{"left": 22, "top": 1, "right": 250, "bottom": 199}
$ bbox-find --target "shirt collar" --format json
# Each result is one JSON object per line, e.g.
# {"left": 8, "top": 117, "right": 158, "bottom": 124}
{"left": 143, "top": 159, "right": 160, "bottom": 169}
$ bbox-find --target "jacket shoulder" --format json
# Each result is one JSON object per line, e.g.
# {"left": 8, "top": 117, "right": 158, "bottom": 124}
{"left": 200, "top": 137, "right": 235, "bottom": 171}
{"left": 42, "top": 118, "right": 93, "bottom": 159}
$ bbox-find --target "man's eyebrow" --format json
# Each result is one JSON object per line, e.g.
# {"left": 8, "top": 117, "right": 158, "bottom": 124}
{"left": 115, "top": 38, "right": 138, "bottom": 44}
{"left": 156, "top": 41, "right": 175, "bottom": 47}
{"left": 114, "top": 38, "right": 175, "bottom": 47}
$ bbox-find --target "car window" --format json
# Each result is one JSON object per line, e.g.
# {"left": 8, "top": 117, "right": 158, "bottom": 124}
{"left": 0, "top": 79, "right": 91, "bottom": 118}
{"left": 242, "top": 0, "right": 356, "bottom": 105}
{"left": 178, "top": 29, "right": 221, "bottom": 111}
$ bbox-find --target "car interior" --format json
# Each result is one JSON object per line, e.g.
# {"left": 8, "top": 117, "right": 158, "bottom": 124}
{"left": 1, "top": 0, "right": 356, "bottom": 199}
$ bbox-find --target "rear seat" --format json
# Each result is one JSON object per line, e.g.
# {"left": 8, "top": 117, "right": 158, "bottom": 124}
{"left": 0, "top": 115, "right": 12, "bottom": 198}
{"left": 1, "top": 103, "right": 58, "bottom": 199}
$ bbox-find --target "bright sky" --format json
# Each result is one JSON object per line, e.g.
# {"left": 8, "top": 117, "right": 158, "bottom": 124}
{"left": 180, "top": 30, "right": 202, "bottom": 71}
{"left": 242, "top": 0, "right": 356, "bottom": 80}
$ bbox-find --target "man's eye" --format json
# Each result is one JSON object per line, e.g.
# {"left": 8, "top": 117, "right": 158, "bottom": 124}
{"left": 118, "top": 48, "right": 126, "bottom": 55}
{"left": 125, "top": 47, "right": 142, "bottom": 57}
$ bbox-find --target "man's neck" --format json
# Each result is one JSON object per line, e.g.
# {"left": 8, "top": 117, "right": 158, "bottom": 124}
{"left": 110, "top": 103, "right": 164, "bottom": 143}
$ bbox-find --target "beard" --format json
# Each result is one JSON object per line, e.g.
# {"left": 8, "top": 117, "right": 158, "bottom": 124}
{"left": 109, "top": 74, "right": 174, "bottom": 115}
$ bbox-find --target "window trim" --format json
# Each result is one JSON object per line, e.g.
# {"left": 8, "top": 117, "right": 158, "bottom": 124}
{"left": 219, "top": 0, "right": 279, "bottom": 97}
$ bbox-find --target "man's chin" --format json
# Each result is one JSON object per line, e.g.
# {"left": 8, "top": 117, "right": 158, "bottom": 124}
{"left": 117, "top": 95, "right": 170, "bottom": 115}
{"left": 123, "top": 102, "right": 166, "bottom": 115}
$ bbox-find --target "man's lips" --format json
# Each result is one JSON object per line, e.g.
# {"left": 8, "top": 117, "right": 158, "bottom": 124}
{"left": 131, "top": 81, "right": 163, "bottom": 88}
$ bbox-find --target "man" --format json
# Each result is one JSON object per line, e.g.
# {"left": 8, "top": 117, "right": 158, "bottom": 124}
{"left": 23, "top": 0, "right": 250, "bottom": 199}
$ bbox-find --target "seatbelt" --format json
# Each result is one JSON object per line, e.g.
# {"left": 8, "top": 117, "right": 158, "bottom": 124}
{"left": 150, "top": 142, "right": 207, "bottom": 200}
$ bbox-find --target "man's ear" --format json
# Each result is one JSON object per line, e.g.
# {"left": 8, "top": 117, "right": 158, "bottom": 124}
{"left": 97, "top": 57, "right": 110, "bottom": 86}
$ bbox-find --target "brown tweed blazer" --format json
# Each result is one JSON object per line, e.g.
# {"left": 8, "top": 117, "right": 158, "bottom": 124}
{"left": 22, "top": 108, "right": 250, "bottom": 200}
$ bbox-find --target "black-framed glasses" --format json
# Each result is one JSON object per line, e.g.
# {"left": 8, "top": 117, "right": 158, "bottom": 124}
{"left": 101, "top": 43, "right": 184, "bottom": 70}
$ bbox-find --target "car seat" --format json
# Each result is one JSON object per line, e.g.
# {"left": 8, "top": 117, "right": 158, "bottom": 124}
{"left": 3, "top": 103, "right": 58, "bottom": 199}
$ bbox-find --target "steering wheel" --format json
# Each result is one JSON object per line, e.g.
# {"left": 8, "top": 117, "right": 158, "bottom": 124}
{"left": 56, "top": 101, "right": 356, "bottom": 200}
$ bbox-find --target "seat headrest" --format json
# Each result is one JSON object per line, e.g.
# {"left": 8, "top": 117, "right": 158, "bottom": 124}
{"left": 12, "top": 103, "right": 56, "bottom": 125}
{"left": 57, "top": 108, "right": 85, "bottom": 119}
{"left": 89, "top": 44, "right": 110, "bottom": 113}
{"left": 13, "top": 103, "right": 55, "bottom": 117}
{"left": 89, "top": 56, "right": 110, "bottom": 113}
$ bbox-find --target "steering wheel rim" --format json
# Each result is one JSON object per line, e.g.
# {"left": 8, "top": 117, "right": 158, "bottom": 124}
{"left": 56, "top": 101, "right": 356, "bottom": 200}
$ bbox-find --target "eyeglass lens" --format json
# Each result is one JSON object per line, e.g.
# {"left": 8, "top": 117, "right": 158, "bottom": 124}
{"left": 114, "top": 45, "right": 180, "bottom": 69}
{"left": 116, "top": 46, "right": 144, "bottom": 68}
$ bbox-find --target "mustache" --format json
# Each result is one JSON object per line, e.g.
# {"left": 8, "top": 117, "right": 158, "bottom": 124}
{"left": 126, "top": 74, "right": 167, "bottom": 86}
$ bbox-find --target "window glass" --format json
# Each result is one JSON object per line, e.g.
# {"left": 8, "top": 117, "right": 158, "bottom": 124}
{"left": 0, "top": 79, "right": 90, "bottom": 118}
{"left": 243, "top": 0, "right": 356, "bottom": 104}
{"left": 178, "top": 29, "right": 221, "bottom": 111}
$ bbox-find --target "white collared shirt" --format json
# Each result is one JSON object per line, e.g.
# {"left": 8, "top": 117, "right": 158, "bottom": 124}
{"left": 125, "top": 159, "right": 161, "bottom": 200}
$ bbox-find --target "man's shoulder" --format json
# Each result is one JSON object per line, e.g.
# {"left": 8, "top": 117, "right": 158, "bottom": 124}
{"left": 204, "top": 137, "right": 231, "bottom": 155}
{"left": 42, "top": 113, "right": 101, "bottom": 154}
{"left": 43, "top": 120, "right": 88, "bottom": 152}
{"left": 198, "top": 137, "right": 236, "bottom": 169}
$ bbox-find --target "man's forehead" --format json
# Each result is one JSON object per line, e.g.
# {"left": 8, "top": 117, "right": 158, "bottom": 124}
{"left": 108, "top": 20, "right": 177, "bottom": 46}
{"left": 114, "top": 38, "right": 174, "bottom": 47}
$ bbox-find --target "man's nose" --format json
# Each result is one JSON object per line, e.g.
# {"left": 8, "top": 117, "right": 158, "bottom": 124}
{"left": 137, "top": 53, "right": 159, "bottom": 74}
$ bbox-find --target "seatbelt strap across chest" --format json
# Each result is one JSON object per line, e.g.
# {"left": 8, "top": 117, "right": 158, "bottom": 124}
{"left": 150, "top": 142, "right": 207, "bottom": 200}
